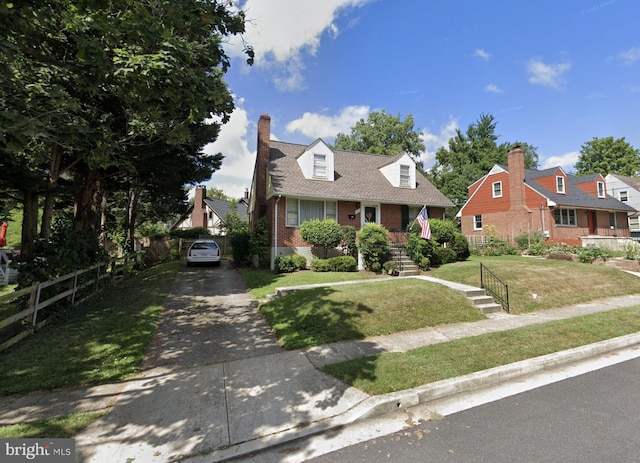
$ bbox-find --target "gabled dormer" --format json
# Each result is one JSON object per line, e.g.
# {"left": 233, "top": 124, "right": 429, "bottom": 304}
{"left": 379, "top": 153, "right": 416, "bottom": 188}
{"left": 297, "top": 139, "right": 335, "bottom": 181}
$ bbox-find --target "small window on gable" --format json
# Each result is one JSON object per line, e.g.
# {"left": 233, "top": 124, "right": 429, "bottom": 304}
{"left": 492, "top": 181, "right": 502, "bottom": 198}
{"left": 474, "top": 215, "right": 482, "bottom": 230}
{"left": 556, "top": 176, "right": 565, "bottom": 194}
{"left": 313, "top": 154, "right": 327, "bottom": 178}
{"left": 597, "top": 182, "right": 605, "bottom": 198}
{"left": 400, "top": 165, "right": 410, "bottom": 187}
{"left": 619, "top": 190, "right": 629, "bottom": 202}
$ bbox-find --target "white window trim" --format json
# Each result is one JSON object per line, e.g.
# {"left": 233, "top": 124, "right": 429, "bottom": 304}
{"left": 399, "top": 165, "right": 411, "bottom": 187}
{"left": 313, "top": 154, "right": 327, "bottom": 178}
{"left": 556, "top": 176, "right": 565, "bottom": 194}
{"left": 597, "top": 181, "right": 605, "bottom": 198}
{"left": 473, "top": 215, "right": 482, "bottom": 231}
{"left": 492, "top": 181, "right": 502, "bottom": 198}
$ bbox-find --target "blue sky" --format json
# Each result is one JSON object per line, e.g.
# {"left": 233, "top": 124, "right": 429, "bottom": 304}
{"left": 203, "top": 0, "right": 640, "bottom": 199}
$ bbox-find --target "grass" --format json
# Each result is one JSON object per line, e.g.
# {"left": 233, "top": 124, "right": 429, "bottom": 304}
{"left": 0, "top": 260, "right": 181, "bottom": 396}
{"left": 429, "top": 255, "right": 640, "bottom": 313}
{"left": 241, "top": 268, "right": 381, "bottom": 300}
{"left": 0, "top": 411, "right": 107, "bottom": 439}
{"left": 259, "top": 279, "right": 486, "bottom": 349}
{"left": 321, "top": 306, "right": 640, "bottom": 395}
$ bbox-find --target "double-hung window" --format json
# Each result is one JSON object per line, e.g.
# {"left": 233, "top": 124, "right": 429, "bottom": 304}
{"left": 286, "top": 198, "right": 337, "bottom": 226}
{"left": 619, "top": 190, "right": 629, "bottom": 202}
{"left": 492, "top": 181, "right": 502, "bottom": 198}
{"left": 313, "top": 154, "right": 327, "bottom": 178}
{"left": 554, "top": 208, "right": 576, "bottom": 226}
{"left": 597, "top": 182, "right": 605, "bottom": 198}
{"left": 556, "top": 176, "right": 565, "bottom": 194}
{"left": 400, "top": 165, "right": 410, "bottom": 187}
{"left": 473, "top": 215, "right": 483, "bottom": 230}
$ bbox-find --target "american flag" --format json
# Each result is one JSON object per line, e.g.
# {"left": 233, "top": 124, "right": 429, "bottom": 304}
{"left": 417, "top": 206, "right": 431, "bottom": 240}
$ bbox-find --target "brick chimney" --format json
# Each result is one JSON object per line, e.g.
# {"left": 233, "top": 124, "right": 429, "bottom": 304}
{"left": 192, "top": 185, "right": 207, "bottom": 228}
{"left": 506, "top": 146, "right": 533, "bottom": 238}
{"left": 508, "top": 146, "right": 527, "bottom": 211}
{"left": 254, "top": 114, "right": 271, "bottom": 221}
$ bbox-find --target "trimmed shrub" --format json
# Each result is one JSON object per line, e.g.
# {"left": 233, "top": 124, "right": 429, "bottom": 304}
{"left": 291, "top": 254, "right": 307, "bottom": 270}
{"left": 249, "top": 218, "right": 270, "bottom": 268}
{"left": 431, "top": 246, "right": 457, "bottom": 266}
{"left": 383, "top": 260, "right": 398, "bottom": 274}
{"left": 230, "top": 231, "right": 251, "bottom": 267}
{"left": 451, "top": 232, "right": 470, "bottom": 261}
{"left": 275, "top": 255, "right": 297, "bottom": 273}
{"left": 300, "top": 219, "right": 342, "bottom": 258}
{"left": 340, "top": 225, "right": 358, "bottom": 259}
{"left": 357, "top": 224, "right": 389, "bottom": 272}
{"left": 311, "top": 256, "right": 357, "bottom": 272}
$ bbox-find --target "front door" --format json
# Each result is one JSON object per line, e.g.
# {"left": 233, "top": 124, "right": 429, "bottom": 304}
{"left": 588, "top": 211, "right": 597, "bottom": 235}
{"left": 361, "top": 204, "right": 379, "bottom": 227}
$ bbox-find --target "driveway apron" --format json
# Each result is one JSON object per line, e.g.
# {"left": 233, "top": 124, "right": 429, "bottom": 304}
{"left": 75, "top": 261, "right": 290, "bottom": 462}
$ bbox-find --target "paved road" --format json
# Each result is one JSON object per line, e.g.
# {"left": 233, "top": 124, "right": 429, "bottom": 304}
{"left": 307, "top": 356, "right": 640, "bottom": 463}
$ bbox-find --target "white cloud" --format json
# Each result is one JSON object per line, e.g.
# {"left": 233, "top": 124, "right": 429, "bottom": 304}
{"left": 203, "top": 105, "right": 254, "bottom": 199}
{"left": 473, "top": 48, "right": 491, "bottom": 61}
{"left": 420, "top": 117, "right": 459, "bottom": 169}
{"left": 285, "top": 105, "right": 370, "bottom": 139}
{"left": 617, "top": 46, "right": 640, "bottom": 64}
{"left": 484, "top": 83, "right": 504, "bottom": 93}
{"left": 228, "top": 0, "right": 372, "bottom": 90}
{"left": 527, "top": 58, "right": 571, "bottom": 89}
{"left": 541, "top": 151, "right": 580, "bottom": 171}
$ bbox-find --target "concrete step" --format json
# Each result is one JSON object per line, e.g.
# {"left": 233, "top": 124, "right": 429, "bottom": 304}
{"left": 468, "top": 295, "right": 496, "bottom": 306}
{"left": 475, "top": 302, "right": 503, "bottom": 314}
{"left": 397, "top": 269, "right": 420, "bottom": 277}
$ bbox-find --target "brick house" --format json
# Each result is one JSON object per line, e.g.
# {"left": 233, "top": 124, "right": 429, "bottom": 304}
{"left": 604, "top": 173, "right": 640, "bottom": 237}
{"left": 248, "top": 114, "right": 454, "bottom": 269}
{"left": 172, "top": 185, "right": 249, "bottom": 236}
{"left": 457, "top": 147, "right": 635, "bottom": 246}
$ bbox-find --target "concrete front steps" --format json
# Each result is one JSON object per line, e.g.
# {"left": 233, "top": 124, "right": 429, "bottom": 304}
{"left": 389, "top": 243, "right": 420, "bottom": 276}
{"left": 413, "top": 276, "right": 504, "bottom": 314}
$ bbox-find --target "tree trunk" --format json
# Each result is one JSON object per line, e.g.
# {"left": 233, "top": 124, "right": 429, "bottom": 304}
{"left": 40, "top": 145, "right": 62, "bottom": 240}
{"left": 73, "top": 167, "right": 104, "bottom": 234}
{"left": 20, "top": 190, "right": 39, "bottom": 261}
{"left": 125, "top": 184, "right": 141, "bottom": 253}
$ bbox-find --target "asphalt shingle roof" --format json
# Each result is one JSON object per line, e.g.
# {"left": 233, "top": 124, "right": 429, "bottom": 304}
{"left": 268, "top": 141, "right": 454, "bottom": 207}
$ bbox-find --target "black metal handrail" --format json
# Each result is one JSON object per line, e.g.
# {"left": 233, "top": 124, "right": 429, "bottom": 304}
{"left": 480, "top": 263, "right": 510, "bottom": 313}
{"left": 388, "top": 229, "right": 406, "bottom": 271}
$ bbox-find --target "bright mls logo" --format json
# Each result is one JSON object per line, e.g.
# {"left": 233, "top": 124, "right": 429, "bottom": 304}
{"left": 1, "top": 439, "right": 74, "bottom": 462}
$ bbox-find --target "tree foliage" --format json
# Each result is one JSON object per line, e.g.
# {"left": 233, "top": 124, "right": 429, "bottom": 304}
{"left": 300, "top": 219, "right": 342, "bottom": 258}
{"left": 427, "top": 114, "right": 538, "bottom": 215}
{"left": 575, "top": 136, "right": 640, "bottom": 177}
{"left": 333, "top": 110, "right": 425, "bottom": 160}
{"left": 0, "top": 1, "right": 252, "bottom": 261}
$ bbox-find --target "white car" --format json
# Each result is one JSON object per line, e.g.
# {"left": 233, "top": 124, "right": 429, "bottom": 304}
{"left": 186, "top": 240, "right": 221, "bottom": 267}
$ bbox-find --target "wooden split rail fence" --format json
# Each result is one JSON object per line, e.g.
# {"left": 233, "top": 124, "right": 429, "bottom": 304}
{"left": 0, "top": 252, "right": 144, "bottom": 353}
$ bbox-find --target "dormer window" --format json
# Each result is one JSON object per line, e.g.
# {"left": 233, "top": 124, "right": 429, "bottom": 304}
{"left": 597, "top": 181, "right": 605, "bottom": 198}
{"left": 400, "top": 165, "right": 410, "bottom": 187}
{"left": 556, "top": 176, "right": 565, "bottom": 194}
{"left": 313, "top": 154, "right": 327, "bottom": 178}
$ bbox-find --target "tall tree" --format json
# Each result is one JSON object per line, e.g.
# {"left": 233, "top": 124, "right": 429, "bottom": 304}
{"left": 575, "top": 136, "right": 640, "bottom": 177}
{"left": 428, "top": 114, "right": 538, "bottom": 214}
{"left": 333, "top": 111, "right": 425, "bottom": 160}
{"left": 1, "top": 1, "right": 252, "bottom": 260}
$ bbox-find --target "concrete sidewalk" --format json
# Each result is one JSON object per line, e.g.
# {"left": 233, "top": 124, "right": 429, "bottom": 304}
{"left": 1, "top": 268, "right": 640, "bottom": 462}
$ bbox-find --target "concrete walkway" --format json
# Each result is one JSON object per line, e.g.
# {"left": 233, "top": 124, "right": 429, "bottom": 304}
{"left": 1, "top": 265, "right": 639, "bottom": 463}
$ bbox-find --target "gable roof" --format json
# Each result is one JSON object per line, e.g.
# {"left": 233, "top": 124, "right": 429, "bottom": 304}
{"left": 203, "top": 197, "right": 248, "bottom": 221}
{"left": 607, "top": 173, "right": 640, "bottom": 191}
{"left": 520, "top": 168, "right": 634, "bottom": 212}
{"left": 267, "top": 141, "right": 454, "bottom": 207}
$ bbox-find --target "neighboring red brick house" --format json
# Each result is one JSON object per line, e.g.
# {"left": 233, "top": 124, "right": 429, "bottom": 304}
{"left": 248, "top": 114, "right": 454, "bottom": 268}
{"left": 457, "top": 147, "right": 635, "bottom": 246}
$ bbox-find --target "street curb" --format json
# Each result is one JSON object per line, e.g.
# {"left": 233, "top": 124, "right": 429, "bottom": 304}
{"left": 202, "top": 332, "right": 640, "bottom": 463}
